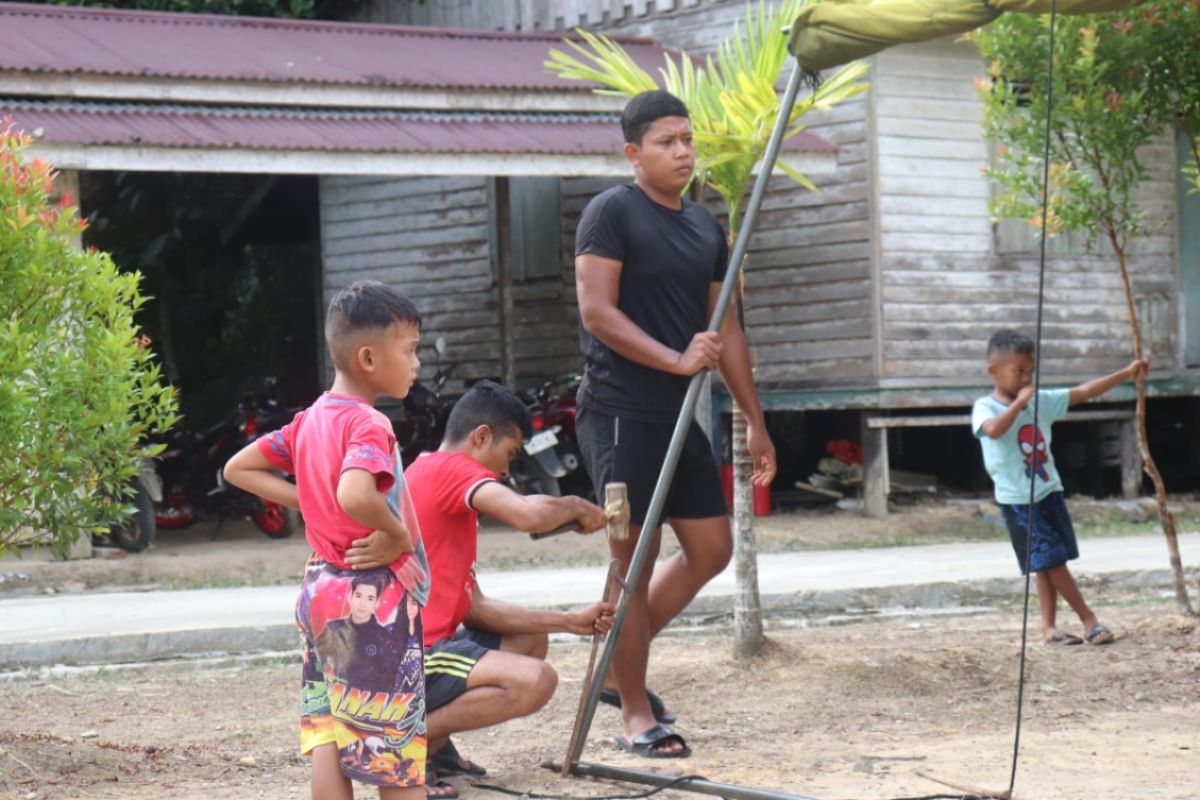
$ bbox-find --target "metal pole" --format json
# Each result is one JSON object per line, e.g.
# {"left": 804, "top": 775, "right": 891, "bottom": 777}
{"left": 568, "top": 59, "right": 808, "bottom": 764}
{"left": 545, "top": 760, "right": 820, "bottom": 800}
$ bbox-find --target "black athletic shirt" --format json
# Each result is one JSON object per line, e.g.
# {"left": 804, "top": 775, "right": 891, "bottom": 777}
{"left": 574, "top": 183, "right": 729, "bottom": 423}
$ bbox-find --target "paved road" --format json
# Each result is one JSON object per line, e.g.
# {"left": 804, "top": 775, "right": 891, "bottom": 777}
{"left": 1, "top": 533, "right": 1195, "bottom": 668}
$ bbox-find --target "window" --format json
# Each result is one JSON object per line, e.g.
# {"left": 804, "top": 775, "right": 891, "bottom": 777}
{"left": 508, "top": 176, "right": 562, "bottom": 282}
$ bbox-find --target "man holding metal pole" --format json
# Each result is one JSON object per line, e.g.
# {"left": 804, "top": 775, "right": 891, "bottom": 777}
{"left": 574, "top": 90, "right": 778, "bottom": 759}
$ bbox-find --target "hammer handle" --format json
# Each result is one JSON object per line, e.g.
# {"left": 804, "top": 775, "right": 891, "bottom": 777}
{"left": 529, "top": 522, "right": 579, "bottom": 540}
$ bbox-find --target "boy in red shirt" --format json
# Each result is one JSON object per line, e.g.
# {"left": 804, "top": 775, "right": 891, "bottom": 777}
{"left": 225, "top": 280, "right": 429, "bottom": 800}
{"left": 382, "top": 380, "right": 612, "bottom": 792}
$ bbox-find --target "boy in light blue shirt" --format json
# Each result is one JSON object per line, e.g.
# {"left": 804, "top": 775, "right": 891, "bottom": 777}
{"left": 972, "top": 329, "right": 1145, "bottom": 646}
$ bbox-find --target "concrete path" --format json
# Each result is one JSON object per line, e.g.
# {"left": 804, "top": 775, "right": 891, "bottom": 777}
{"left": 2, "top": 533, "right": 1196, "bottom": 668}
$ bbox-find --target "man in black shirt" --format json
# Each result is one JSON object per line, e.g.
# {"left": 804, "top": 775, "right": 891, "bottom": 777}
{"left": 575, "top": 91, "right": 777, "bottom": 758}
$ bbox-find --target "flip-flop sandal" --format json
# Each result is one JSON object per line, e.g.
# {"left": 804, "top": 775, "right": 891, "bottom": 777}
{"left": 599, "top": 688, "right": 677, "bottom": 724}
{"left": 424, "top": 769, "right": 460, "bottom": 800}
{"left": 430, "top": 740, "right": 487, "bottom": 777}
{"left": 424, "top": 779, "right": 459, "bottom": 800}
{"left": 1084, "top": 624, "right": 1115, "bottom": 645}
{"left": 1045, "top": 630, "right": 1084, "bottom": 646}
{"left": 615, "top": 724, "right": 691, "bottom": 759}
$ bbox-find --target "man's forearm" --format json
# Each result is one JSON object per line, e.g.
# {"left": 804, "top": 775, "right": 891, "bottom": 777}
{"left": 584, "top": 305, "right": 680, "bottom": 374}
{"left": 718, "top": 325, "right": 765, "bottom": 426}
{"left": 465, "top": 594, "right": 569, "bottom": 635}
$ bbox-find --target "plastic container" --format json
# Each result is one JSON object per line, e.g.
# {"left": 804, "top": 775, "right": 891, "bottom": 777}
{"left": 720, "top": 464, "right": 772, "bottom": 517}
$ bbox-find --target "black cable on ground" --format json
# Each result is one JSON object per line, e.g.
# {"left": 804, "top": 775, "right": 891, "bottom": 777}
{"left": 470, "top": 777, "right": 992, "bottom": 800}
{"left": 467, "top": 774, "right": 709, "bottom": 800}
{"left": 1006, "top": 2, "right": 1059, "bottom": 799}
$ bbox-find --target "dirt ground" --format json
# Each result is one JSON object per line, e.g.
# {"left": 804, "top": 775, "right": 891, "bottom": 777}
{"left": 1, "top": 593, "right": 1197, "bottom": 800}
{"left": 3, "top": 497, "right": 1196, "bottom": 596}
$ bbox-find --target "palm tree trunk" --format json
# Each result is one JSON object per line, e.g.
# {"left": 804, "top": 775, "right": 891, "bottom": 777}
{"left": 731, "top": 400, "right": 764, "bottom": 657}
{"left": 1109, "top": 229, "right": 1194, "bottom": 615}
{"left": 729, "top": 242, "right": 765, "bottom": 658}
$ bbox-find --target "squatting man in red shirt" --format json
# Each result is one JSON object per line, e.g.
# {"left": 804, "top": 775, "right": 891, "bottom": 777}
{"left": 348, "top": 380, "right": 614, "bottom": 799}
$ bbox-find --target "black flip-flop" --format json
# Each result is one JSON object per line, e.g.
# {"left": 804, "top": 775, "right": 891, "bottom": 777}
{"left": 424, "top": 772, "right": 459, "bottom": 800}
{"left": 616, "top": 724, "right": 691, "bottom": 759}
{"left": 430, "top": 740, "right": 487, "bottom": 778}
{"left": 599, "top": 688, "right": 677, "bottom": 724}
{"left": 1045, "top": 630, "right": 1084, "bottom": 646}
{"left": 1085, "top": 624, "right": 1115, "bottom": 645}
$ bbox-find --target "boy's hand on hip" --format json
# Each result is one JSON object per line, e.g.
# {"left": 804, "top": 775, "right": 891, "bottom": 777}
{"left": 672, "top": 332, "right": 722, "bottom": 376}
{"left": 346, "top": 528, "right": 411, "bottom": 571}
{"left": 747, "top": 422, "right": 777, "bottom": 487}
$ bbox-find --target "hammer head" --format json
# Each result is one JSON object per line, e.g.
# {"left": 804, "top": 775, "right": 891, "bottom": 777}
{"left": 604, "top": 482, "right": 630, "bottom": 541}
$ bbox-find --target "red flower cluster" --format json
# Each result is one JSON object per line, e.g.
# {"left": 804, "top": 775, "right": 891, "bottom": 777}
{"left": 825, "top": 439, "right": 862, "bottom": 465}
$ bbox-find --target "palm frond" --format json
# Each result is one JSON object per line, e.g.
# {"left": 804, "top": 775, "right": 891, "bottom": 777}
{"left": 544, "top": 0, "right": 869, "bottom": 232}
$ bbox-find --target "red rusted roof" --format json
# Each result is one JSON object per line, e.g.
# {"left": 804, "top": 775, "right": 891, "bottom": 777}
{"left": 0, "top": 100, "right": 836, "bottom": 157}
{"left": 0, "top": 1, "right": 669, "bottom": 92}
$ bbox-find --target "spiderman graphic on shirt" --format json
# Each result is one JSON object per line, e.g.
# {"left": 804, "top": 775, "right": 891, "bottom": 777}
{"left": 1017, "top": 424, "right": 1050, "bottom": 481}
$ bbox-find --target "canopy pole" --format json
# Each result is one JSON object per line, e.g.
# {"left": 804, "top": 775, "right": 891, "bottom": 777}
{"left": 565, "top": 58, "right": 807, "bottom": 769}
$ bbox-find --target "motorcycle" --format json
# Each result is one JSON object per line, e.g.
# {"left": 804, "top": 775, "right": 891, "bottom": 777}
{"left": 380, "top": 337, "right": 460, "bottom": 464}
{"left": 154, "top": 377, "right": 299, "bottom": 539}
{"left": 508, "top": 372, "right": 591, "bottom": 500}
{"left": 99, "top": 455, "right": 163, "bottom": 553}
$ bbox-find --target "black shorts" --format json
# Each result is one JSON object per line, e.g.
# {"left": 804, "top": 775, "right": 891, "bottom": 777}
{"left": 576, "top": 406, "right": 727, "bottom": 528}
{"left": 424, "top": 628, "right": 501, "bottom": 711}
{"left": 1000, "top": 492, "right": 1080, "bottom": 575}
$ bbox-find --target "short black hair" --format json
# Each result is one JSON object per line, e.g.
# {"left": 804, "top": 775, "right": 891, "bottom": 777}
{"left": 325, "top": 280, "right": 421, "bottom": 371}
{"left": 621, "top": 90, "right": 690, "bottom": 144}
{"left": 350, "top": 574, "right": 382, "bottom": 597}
{"left": 443, "top": 380, "right": 532, "bottom": 444}
{"left": 988, "top": 329, "right": 1035, "bottom": 358}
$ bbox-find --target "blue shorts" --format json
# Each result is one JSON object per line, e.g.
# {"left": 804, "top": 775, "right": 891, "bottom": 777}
{"left": 1000, "top": 492, "right": 1079, "bottom": 575}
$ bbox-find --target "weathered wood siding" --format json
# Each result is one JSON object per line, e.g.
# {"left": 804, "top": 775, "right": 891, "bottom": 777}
{"left": 596, "top": 3, "right": 874, "bottom": 387}
{"left": 341, "top": 0, "right": 874, "bottom": 391}
{"left": 873, "top": 38, "right": 1180, "bottom": 383}
{"left": 540, "top": 1, "right": 873, "bottom": 386}
{"left": 319, "top": 175, "right": 501, "bottom": 388}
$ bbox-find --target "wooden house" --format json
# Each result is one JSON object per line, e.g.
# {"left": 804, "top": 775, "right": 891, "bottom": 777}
{"left": 5, "top": 0, "right": 1195, "bottom": 512}
{"left": 351, "top": 0, "right": 1200, "bottom": 512}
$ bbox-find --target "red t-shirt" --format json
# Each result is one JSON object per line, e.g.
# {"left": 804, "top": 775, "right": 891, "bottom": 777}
{"left": 404, "top": 451, "right": 497, "bottom": 647}
{"left": 257, "top": 392, "right": 407, "bottom": 570}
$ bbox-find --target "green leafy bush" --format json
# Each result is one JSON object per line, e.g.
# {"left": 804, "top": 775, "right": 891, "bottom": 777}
{"left": 0, "top": 121, "right": 178, "bottom": 555}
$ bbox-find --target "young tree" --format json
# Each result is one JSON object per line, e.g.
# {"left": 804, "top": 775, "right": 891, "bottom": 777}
{"left": 548, "top": 0, "right": 868, "bottom": 656}
{"left": 0, "top": 122, "right": 178, "bottom": 555}
{"left": 976, "top": 8, "right": 1193, "bottom": 613}
{"left": 1142, "top": 0, "right": 1200, "bottom": 194}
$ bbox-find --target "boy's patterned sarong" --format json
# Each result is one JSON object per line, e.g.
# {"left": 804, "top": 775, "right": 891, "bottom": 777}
{"left": 295, "top": 556, "right": 426, "bottom": 788}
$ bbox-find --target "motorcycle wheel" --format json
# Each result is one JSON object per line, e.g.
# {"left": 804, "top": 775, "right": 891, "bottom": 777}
{"left": 530, "top": 458, "right": 561, "bottom": 497}
{"left": 109, "top": 482, "right": 157, "bottom": 553}
{"left": 253, "top": 499, "right": 297, "bottom": 539}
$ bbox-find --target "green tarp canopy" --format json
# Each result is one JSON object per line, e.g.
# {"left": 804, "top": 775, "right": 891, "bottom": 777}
{"left": 788, "top": 0, "right": 1148, "bottom": 72}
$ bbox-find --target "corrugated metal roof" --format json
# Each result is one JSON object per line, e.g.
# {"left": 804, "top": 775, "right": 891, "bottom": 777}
{"left": 0, "top": 1, "right": 669, "bottom": 92}
{"left": 0, "top": 100, "right": 621, "bottom": 154}
{"left": 0, "top": 100, "right": 836, "bottom": 157}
